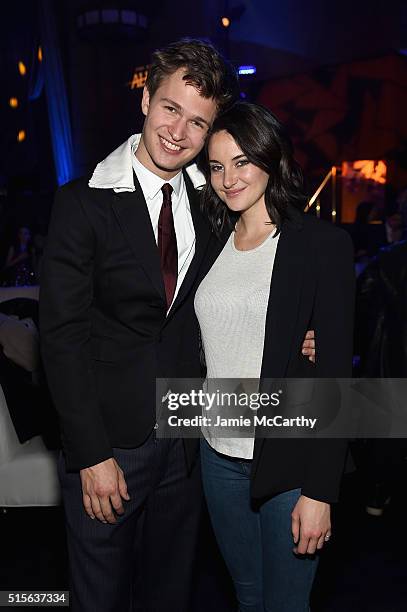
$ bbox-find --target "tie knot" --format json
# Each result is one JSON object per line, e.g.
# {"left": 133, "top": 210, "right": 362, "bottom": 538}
{"left": 161, "top": 183, "right": 173, "bottom": 206}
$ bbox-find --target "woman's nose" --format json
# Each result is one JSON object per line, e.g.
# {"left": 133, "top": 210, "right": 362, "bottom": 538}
{"left": 223, "top": 169, "right": 238, "bottom": 188}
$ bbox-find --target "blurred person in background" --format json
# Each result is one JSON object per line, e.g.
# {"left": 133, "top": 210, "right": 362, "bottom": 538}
{"left": 355, "top": 226, "right": 407, "bottom": 516}
{"left": 1, "top": 225, "right": 36, "bottom": 286}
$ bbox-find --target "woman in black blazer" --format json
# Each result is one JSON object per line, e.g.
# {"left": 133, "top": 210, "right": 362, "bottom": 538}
{"left": 194, "top": 103, "right": 355, "bottom": 612}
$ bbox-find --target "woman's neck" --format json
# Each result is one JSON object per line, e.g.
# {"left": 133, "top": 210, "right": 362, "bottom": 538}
{"left": 236, "top": 200, "right": 274, "bottom": 239}
{"left": 234, "top": 201, "right": 275, "bottom": 251}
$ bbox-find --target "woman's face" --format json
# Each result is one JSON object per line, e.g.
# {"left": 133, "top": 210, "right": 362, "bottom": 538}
{"left": 208, "top": 130, "right": 269, "bottom": 214}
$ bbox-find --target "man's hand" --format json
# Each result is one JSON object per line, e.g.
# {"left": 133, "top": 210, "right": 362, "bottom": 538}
{"left": 291, "top": 495, "right": 331, "bottom": 555}
{"left": 80, "top": 457, "right": 130, "bottom": 524}
{"left": 301, "top": 329, "right": 315, "bottom": 363}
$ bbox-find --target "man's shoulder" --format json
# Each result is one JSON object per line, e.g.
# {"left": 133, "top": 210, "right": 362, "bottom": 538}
{"left": 57, "top": 175, "right": 113, "bottom": 204}
{"left": 54, "top": 176, "right": 116, "bottom": 225}
{"left": 57, "top": 175, "right": 92, "bottom": 197}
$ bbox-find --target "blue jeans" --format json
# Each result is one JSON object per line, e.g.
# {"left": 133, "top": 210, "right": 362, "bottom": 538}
{"left": 200, "top": 439, "right": 318, "bottom": 612}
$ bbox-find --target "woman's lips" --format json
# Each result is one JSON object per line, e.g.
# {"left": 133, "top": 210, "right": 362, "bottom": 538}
{"left": 224, "top": 188, "right": 246, "bottom": 198}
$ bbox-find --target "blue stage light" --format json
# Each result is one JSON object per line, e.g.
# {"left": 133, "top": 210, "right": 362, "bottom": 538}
{"left": 238, "top": 65, "right": 256, "bottom": 75}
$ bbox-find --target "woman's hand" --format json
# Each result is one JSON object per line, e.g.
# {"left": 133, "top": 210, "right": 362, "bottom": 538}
{"left": 301, "top": 330, "right": 315, "bottom": 363}
{"left": 291, "top": 495, "right": 331, "bottom": 555}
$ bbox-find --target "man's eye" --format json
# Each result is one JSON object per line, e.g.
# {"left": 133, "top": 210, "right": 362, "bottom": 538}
{"left": 165, "top": 106, "right": 176, "bottom": 113}
{"left": 191, "top": 121, "right": 204, "bottom": 129}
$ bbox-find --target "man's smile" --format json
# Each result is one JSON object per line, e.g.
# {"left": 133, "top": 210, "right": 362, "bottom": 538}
{"left": 159, "top": 136, "right": 183, "bottom": 152}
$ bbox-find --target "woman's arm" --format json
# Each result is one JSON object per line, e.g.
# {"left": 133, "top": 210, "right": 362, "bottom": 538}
{"left": 303, "top": 228, "right": 355, "bottom": 501}
{"left": 291, "top": 228, "right": 355, "bottom": 551}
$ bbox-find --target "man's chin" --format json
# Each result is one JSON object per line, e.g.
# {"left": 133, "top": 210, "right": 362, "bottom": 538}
{"left": 152, "top": 152, "right": 195, "bottom": 174}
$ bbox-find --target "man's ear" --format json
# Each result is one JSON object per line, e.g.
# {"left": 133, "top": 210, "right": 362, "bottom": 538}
{"left": 141, "top": 86, "right": 150, "bottom": 117}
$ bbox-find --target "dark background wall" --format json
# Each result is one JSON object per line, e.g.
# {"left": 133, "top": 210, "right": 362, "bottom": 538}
{"left": 1, "top": 0, "right": 405, "bottom": 189}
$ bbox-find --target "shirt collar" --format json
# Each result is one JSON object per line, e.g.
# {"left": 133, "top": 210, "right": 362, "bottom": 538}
{"left": 88, "top": 133, "right": 206, "bottom": 192}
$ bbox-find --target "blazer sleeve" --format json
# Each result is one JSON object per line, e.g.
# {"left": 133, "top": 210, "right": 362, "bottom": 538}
{"left": 39, "top": 183, "right": 113, "bottom": 471}
{"left": 301, "top": 228, "right": 355, "bottom": 503}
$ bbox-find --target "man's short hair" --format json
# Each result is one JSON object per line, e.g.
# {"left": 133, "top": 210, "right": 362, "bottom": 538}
{"left": 146, "top": 38, "right": 239, "bottom": 114}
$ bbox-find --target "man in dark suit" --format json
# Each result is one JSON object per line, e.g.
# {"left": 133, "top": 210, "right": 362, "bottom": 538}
{"left": 40, "top": 39, "right": 314, "bottom": 612}
{"left": 39, "top": 39, "right": 240, "bottom": 612}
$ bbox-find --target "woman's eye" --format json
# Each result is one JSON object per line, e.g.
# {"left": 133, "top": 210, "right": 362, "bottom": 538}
{"left": 210, "top": 165, "right": 223, "bottom": 173}
{"left": 236, "top": 159, "right": 249, "bottom": 167}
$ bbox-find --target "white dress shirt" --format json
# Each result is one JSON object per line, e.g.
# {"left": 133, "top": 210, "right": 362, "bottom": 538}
{"left": 89, "top": 134, "right": 204, "bottom": 309}
{"left": 131, "top": 152, "right": 195, "bottom": 307}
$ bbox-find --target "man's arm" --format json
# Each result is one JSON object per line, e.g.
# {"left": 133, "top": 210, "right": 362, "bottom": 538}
{"left": 40, "top": 182, "right": 112, "bottom": 470}
{"left": 40, "top": 183, "right": 131, "bottom": 523}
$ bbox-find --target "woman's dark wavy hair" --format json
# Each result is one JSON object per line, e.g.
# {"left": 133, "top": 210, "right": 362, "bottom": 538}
{"left": 200, "top": 102, "right": 307, "bottom": 236}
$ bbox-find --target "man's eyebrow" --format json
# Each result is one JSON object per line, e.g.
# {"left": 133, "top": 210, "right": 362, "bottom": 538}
{"left": 161, "top": 97, "right": 182, "bottom": 111}
{"left": 193, "top": 115, "right": 211, "bottom": 128}
{"left": 161, "top": 97, "right": 211, "bottom": 128}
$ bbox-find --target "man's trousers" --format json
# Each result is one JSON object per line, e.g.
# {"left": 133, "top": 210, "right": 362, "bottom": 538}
{"left": 58, "top": 434, "right": 203, "bottom": 612}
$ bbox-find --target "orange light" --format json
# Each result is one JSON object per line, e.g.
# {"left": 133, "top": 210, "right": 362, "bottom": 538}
{"left": 18, "top": 61, "right": 27, "bottom": 76}
{"left": 342, "top": 160, "right": 387, "bottom": 185}
{"left": 38, "top": 46, "right": 43, "bottom": 62}
{"left": 221, "top": 16, "right": 230, "bottom": 27}
{"left": 9, "top": 97, "right": 18, "bottom": 108}
{"left": 129, "top": 69, "right": 148, "bottom": 89}
{"left": 17, "top": 130, "right": 26, "bottom": 142}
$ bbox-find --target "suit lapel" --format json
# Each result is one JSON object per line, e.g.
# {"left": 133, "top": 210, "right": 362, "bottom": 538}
{"left": 260, "top": 217, "right": 307, "bottom": 379}
{"left": 166, "top": 171, "right": 213, "bottom": 316}
{"left": 111, "top": 177, "right": 166, "bottom": 301}
{"left": 253, "top": 216, "right": 307, "bottom": 467}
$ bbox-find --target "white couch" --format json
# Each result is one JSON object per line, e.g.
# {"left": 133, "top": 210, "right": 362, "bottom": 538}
{"left": 0, "top": 285, "right": 60, "bottom": 507}
{"left": 0, "top": 383, "right": 60, "bottom": 507}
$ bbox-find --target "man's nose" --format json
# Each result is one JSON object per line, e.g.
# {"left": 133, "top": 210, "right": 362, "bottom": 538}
{"left": 168, "top": 117, "right": 187, "bottom": 141}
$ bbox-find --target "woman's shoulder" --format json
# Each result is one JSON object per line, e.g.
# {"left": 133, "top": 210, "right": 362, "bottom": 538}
{"left": 297, "top": 210, "right": 352, "bottom": 246}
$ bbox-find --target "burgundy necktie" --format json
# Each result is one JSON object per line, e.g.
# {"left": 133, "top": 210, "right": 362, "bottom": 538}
{"left": 158, "top": 183, "right": 178, "bottom": 307}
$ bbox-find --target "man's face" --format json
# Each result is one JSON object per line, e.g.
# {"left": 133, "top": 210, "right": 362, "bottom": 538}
{"left": 136, "top": 69, "right": 218, "bottom": 180}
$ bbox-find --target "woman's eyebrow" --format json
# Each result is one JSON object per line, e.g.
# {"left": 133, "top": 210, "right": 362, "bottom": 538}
{"left": 209, "top": 154, "right": 246, "bottom": 163}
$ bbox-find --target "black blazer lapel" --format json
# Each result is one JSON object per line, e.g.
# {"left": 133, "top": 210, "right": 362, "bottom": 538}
{"left": 111, "top": 180, "right": 166, "bottom": 301}
{"left": 260, "top": 217, "right": 307, "bottom": 380}
{"left": 254, "top": 216, "right": 307, "bottom": 468}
